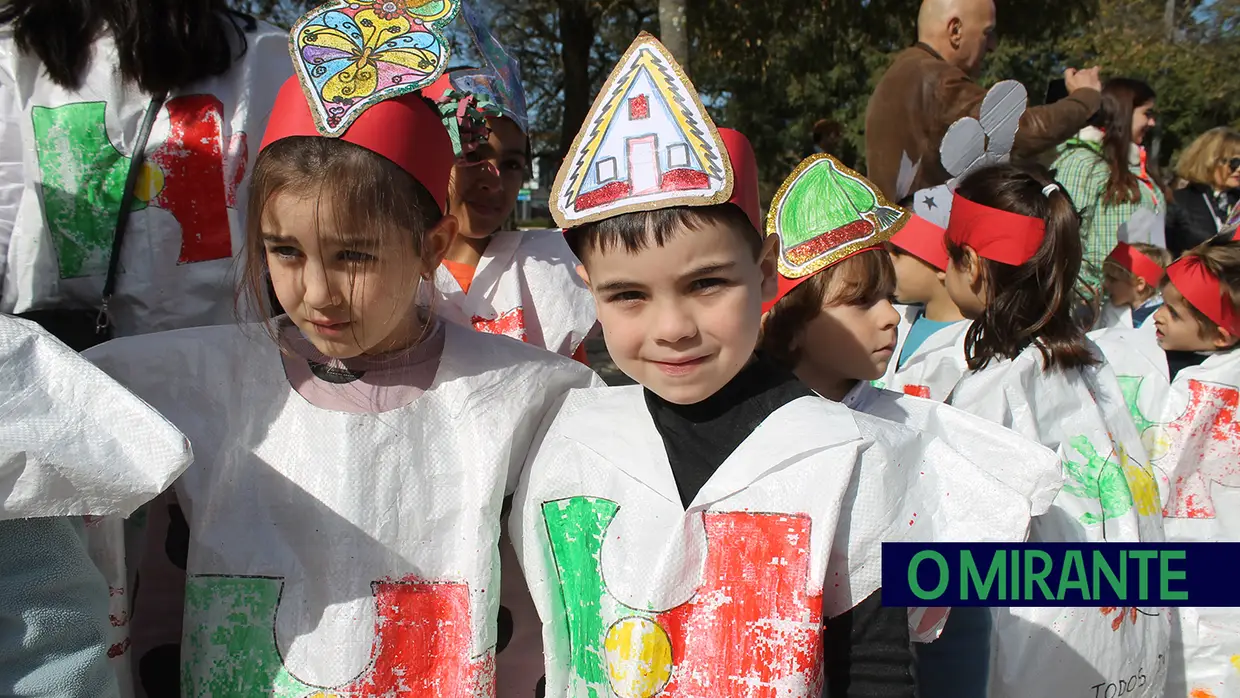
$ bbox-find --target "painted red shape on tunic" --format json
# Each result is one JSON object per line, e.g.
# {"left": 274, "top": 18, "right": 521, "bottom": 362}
{"left": 148, "top": 95, "right": 233, "bottom": 264}
{"left": 1161, "top": 379, "right": 1240, "bottom": 519}
{"left": 473, "top": 307, "right": 528, "bottom": 343}
{"left": 336, "top": 580, "right": 494, "bottom": 696}
{"left": 903, "top": 384, "right": 932, "bottom": 399}
{"left": 655, "top": 513, "right": 824, "bottom": 697}
{"left": 225, "top": 132, "right": 248, "bottom": 208}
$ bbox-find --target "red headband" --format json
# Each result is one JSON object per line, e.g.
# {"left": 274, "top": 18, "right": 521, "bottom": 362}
{"left": 945, "top": 193, "right": 1046, "bottom": 266}
{"left": 762, "top": 245, "right": 883, "bottom": 314}
{"left": 259, "top": 77, "right": 454, "bottom": 214}
{"left": 890, "top": 213, "right": 949, "bottom": 271}
{"left": 718, "top": 128, "right": 762, "bottom": 233}
{"left": 1166, "top": 255, "right": 1240, "bottom": 336}
{"left": 1107, "top": 242, "right": 1166, "bottom": 286}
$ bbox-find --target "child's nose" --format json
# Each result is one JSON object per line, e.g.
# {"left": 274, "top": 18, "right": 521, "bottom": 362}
{"left": 652, "top": 299, "right": 698, "bottom": 343}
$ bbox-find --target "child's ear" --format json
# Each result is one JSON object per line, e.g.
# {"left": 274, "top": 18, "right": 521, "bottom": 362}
{"left": 935, "top": 268, "right": 948, "bottom": 284}
{"left": 962, "top": 247, "right": 985, "bottom": 289}
{"left": 575, "top": 264, "right": 591, "bottom": 287}
{"left": 1211, "top": 325, "right": 1238, "bottom": 350}
{"left": 421, "top": 214, "right": 458, "bottom": 275}
{"left": 1134, "top": 277, "right": 1149, "bottom": 295}
{"left": 758, "top": 234, "right": 780, "bottom": 302}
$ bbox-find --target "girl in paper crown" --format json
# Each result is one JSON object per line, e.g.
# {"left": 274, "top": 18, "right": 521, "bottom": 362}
{"left": 422, "top": 18, "right": 595, "bottom": 362}
{"left": 935, "top": 162, "right": 1170, "bottom": 698}
{"left": 1145, "top": 235, "right": 1240, "bottom": 698}
{"left": 758, "top": 155, "right": 1062, "bottom": 698}
{"left": 513, "top": 34, "right": 1048, "bottom": 698}
{"left": 82, "top": 2, "right": 600, "bottom": 695}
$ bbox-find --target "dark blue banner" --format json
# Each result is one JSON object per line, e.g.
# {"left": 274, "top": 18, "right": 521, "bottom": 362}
{"left": 881, "top": 543, "right": 1240, "bottom": 606}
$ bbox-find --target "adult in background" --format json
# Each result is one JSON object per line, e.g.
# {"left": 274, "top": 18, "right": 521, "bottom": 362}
{"left": 1053, "top": 78, "right": 1164, "bottom": 310}
{"left": 0, "top": 0, "right": 291, "bottom": 349}
{"left": 865, "top": 0, "right": 1103, "bottom": 201}
{"left": 1166, "top": 127, "right": 1240, "bottom": 257}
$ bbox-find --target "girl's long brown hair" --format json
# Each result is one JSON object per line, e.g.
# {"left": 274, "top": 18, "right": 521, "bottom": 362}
{"left": 947, "top": 163, "right": 1098, "bottom": 372}
{"left": 235, "top": 136, "right": 443, "bottom": 342}
{"left": 1089, "top": 78, "right": 1157, "bottom": 205}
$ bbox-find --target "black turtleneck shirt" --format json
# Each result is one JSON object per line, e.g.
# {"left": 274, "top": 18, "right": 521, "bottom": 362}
{"left": 642, "top": 354, "right": 915, "bottom": 698}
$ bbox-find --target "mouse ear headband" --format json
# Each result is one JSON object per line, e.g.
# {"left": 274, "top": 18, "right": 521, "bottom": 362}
{"left": 895, "top": 81, "right": 1029, "bottom": 269}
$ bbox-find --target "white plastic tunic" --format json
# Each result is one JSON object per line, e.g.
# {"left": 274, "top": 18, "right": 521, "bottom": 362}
{"left": 85, "top": 321, "right": 600, "bottom": 696}
{"left": 1144, "top": 349, "right": 1240, "bottom": 698}
{"left": 432, "top": 229, "right": 596, "bottom": 357}
{"left": 886, "top": 319, "right": 970, "bottom": 401}
{"left": 2, "top": 314, "right": 191, "bottom": 697}
{"left": 946, "top": 344, "right": 1171, "bottom": 698}
{"left": 0, "top": 21, "right": 291, "bottom": 335}
{"left": 512, "top": 386, "right": 1044, "bottom": 698}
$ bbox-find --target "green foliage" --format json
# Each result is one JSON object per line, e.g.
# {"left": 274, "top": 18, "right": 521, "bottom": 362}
{"left": 237, "top": 0, "right": 1240, "bottom": 203}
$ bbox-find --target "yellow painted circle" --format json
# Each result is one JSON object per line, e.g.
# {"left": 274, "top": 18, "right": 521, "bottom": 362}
{"left": 604, "top": 616, "right": 673, "bottom": 698}
{"left": 133, "top": 161, "right": 164, "bottom": 203}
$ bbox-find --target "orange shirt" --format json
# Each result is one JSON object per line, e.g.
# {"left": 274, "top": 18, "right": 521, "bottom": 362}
{"left": 441, "top": 258, "right": 592, "bottom": 367}
{"left": 442, "top": 259, "right": 476, "bottom": 295}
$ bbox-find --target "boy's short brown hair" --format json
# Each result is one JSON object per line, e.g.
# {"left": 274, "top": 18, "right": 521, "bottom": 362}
{"left": 759, "top": 249, "right": 896, "bottom": 367}
{"left": 565, "top": 204, "right": 763, "bottom": 264}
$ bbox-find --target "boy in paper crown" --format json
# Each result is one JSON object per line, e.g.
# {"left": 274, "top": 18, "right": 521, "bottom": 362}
{"left": 512, "top": 33, "right": 1045, "bottom": 698}
{"left": 1144, "top": 236, "right": 1240, "bottom": 698}
{"left": 422, "top": 9, "right": 596, "bottom": 361}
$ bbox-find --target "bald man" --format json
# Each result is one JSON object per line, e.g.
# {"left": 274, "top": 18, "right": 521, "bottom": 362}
{"left": 865, "top": 0, "right": 1102, "bottom": 200}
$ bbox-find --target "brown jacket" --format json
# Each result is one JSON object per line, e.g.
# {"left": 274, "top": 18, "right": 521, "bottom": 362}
{"left": 864, "top": 44, "right": 1101, "bottom": 202}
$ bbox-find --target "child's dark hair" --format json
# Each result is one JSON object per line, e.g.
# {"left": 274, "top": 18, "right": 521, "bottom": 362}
{"left": 1163, "top": 236, "right": 1240, "bottom": 338}
{"left": 0, "top": 0, "right": 252, "bottom": 95}
{"left": 237, "top": 136, "right": 443, "bottom": 338}
{"left": 760, "top": 249, "right": 897, "bottom": 367}
{"left": 946, "top": 163, "right": 1098, "bottom": 372}
{"left": 566, "top": 204, "right": 762, "bottom": 263}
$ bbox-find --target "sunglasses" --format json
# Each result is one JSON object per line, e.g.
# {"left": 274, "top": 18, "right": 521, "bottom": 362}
{"left": 1227, "top": 158, "right": 1240, "bottom": 172}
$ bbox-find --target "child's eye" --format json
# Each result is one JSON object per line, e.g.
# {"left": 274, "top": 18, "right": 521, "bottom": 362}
{"left": 339, "top": 250, "right": 376, "bottom": 263}
{"left": 607, "top": 290, "right": 645, "bottom": 304}
{"left": 267, "top": 246, "right": 301, "bottom": 260}
{"left": 690, "top": 277, "right": 728, "bottom": 292}
{"left": 502, "top": 158, "right": 525, "bottom": 172}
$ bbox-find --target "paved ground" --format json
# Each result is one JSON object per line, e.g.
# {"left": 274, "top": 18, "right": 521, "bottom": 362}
{"left": 584, "top": 334, "right": 634, "bottom": 386}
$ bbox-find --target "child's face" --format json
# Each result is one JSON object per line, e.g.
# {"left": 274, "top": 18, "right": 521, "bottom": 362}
{"left": 796, "top": 292, "right": 900, "bottom": 391}
{"left": 263, "top": 190, "right": 454, "bottom": 358}
{"left": 1102, "top": 267, "right": 1140, "bottom": 308}
{"left": 1153, "top": 280, "right": 1233, "bottom": 352}
{"left": 945, "top": 247, "right": 987, "bottom": 319}
{"left": 448, "top": 117, "right": 528, "bottom": 239}
{"left": 889, "top": 249, "right": 942, "bottom": 304}
{"left": 579, "top": 224, "right": 779, "bottom": 405}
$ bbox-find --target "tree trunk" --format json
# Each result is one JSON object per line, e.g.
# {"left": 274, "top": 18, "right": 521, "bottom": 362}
{"left": 557, "top": 0, "right": 597, "bottom": 162}
{"left": 658, "top": 0, "right": 689, "bottom": 70}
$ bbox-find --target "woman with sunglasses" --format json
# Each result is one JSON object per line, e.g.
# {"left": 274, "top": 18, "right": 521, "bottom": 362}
{"left": 1053, "top": 78, "right": 1165, "bottom": 318}
{"left": 1166, "top": 127, "right": 1240, "bottom": 256}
